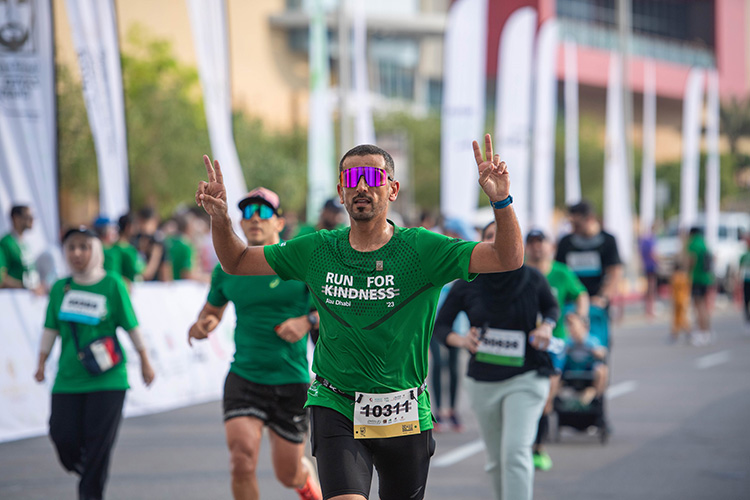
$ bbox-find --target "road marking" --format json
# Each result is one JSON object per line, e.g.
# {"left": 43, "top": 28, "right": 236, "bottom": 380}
{"left": 432, "top": 439, "right": 485, "bottom": 468}
{"left": 695, "top": 350, "right": 730, "bottom": 370}
{"left": 433, "top": 379, "right": 639, "bottom": 468}
{"left": 605, "top": 380, "right": 637, "bottom": 400}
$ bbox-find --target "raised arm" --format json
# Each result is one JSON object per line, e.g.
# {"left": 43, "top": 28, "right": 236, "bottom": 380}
{"left": 196, "top": 155, "right": 274, "bottom": 275}
{"left": 468, "top": 134, "right": 524, "bottom": 274}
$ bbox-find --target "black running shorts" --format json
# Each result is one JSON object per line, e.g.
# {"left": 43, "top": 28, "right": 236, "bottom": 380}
{"left": 691, "top": 283, "right": 709, "bottom": 298}
{"left": 310, "top": 405, "right": 435, "bottom": 500}
{"left": 222, "top": 371, "right": 309, "bottom": 444}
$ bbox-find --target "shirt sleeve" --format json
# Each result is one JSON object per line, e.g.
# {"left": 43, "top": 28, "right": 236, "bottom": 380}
{"left": 263, "top": 234, "right": 316, "bottom": 281}
{"left": 566, "top": 266, "right": 588, "bottom": 298}
{"left": 537, "top": 273, "right": 560, "bottom": 324}
{"left": 417, "top": 229, "right": 479, "bottom": 286}
{"left": 206, "top": 264, "right": 229, "bottom": 307}
{"left": 44, "top": 280, "right": 64, "bottom": 330}
{"left": 602, "top": 234, "right": 622, "bottom": 268}
{"left": 113, "top": 275, "right": 139, "bottom": 331}
{"left": 433, "top": 280, "right": 470, "bottom": 346}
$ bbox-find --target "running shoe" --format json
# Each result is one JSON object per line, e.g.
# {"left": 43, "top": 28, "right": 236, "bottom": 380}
{"left": 296, "top": 456, "right": 323, "bottom": 500}
{"left": 533, "top": 451, "right": 553, "bottom": 471}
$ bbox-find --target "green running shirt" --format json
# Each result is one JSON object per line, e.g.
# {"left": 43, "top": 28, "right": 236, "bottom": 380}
{"left": 44, "top": 273, "right": 137, "bottom": 394}
{"left": 545, "top": 260, "right": 587, "bottom": 339}
{"left": 264, "top": 222, "right": 478, "bottom": 430}
{"left": 206, "top": 263, "right": 312, "bottom": 385}
{"left": 0, "top": 232, "right": 34, "bottom": 283}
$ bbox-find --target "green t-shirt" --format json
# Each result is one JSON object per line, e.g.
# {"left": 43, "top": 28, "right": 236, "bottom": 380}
{"left": 740, "top": 251, "right": 750, "bottom": 283}
{"left": 104, "top": 241, "right": 144, "bottom": 281}
{"left": 44, "top": 273, "right": 138, "bottom": 393}
{"left": 207, "top": 263, "right": 311, "bottom": 385}
{"left": 167, "top": 236, "right": 194, "bottom": 280}
{"left": 264, "top": 222, "right": 479, "bottom": 431}
{"left": 687, "top": 235, "right": 714, "bottom": 286}
{"left": 0, "top": 232, "right": 33, "bottom": 282}
{"left": 545, "top": 261, "right": 587, "bottom": 339}
{"left": 103, "top": 244, "right": 123, "bottom": 277}
{"left": 0, "top": 248, "right": 6, "bottom": 278}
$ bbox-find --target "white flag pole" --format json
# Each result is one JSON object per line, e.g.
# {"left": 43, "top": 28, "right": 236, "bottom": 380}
{"left": 65, "top": 0, "right": 129, "bottom": 221}
{"left": 704, "top": 70, "right": 720, "bottom": 251}
{"left": 639, "top": 61, "right": 656, "bottom": 235}
{"left": 439, "top": 0, "right": 488, "bottom": 222}
{"left": 679, "top": 68, "right": 705, "bottom": 232}
{"left": 495, "top": 7, "right": 537, "bottom": 235}
{"left": 531, "top": 18, "right": 558, "bottom": 235}
{"left": 563, "top": 40, "right": 581, "bottom": 205}
{"left": 306, "top": 0, "right": 336, "bottom": 223}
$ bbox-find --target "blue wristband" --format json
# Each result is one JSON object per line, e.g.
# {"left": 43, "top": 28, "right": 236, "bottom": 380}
{"left": 490, "top": 195, "right": 513, "bottom": 210}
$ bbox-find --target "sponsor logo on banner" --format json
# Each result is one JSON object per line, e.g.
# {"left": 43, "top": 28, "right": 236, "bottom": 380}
{"left": 0, "top": 0, "right": 41, "bottom": 116}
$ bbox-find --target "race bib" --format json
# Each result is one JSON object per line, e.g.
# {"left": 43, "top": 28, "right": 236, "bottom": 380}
{"left": 566, "top": 251, "right": 602, "bottom": 277}
{"left": 353, "top": 387, "right": 420, "bottom": 439}
{"left": 59, "top": 290, "right": 107, "bottom": 325}
{"left": 476, "top": 328, "right": 526, "bottom": 367}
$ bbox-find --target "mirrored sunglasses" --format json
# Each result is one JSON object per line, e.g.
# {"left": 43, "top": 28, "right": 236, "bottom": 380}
{"left": 339, "top": 166, "right": 392, "bottom": 189}
{"left": 243, "top": 204, "right": 275, "bottom": 220}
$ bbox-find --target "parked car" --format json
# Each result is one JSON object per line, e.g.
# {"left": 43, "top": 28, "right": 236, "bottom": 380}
{"left": 654, "top": 212, "right": 750, "bottom": 292}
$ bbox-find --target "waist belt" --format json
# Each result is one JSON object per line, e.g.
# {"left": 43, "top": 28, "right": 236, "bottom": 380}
{"left": 315, "top": 375, "right": 427, "bottom": 404}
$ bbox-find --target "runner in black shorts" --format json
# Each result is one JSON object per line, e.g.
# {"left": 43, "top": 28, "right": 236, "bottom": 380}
{"left": 188, "top": 187, "right": 322, "bottom": 500}
{"left": 196, "top": 134, "right": 525, "bottom": 500}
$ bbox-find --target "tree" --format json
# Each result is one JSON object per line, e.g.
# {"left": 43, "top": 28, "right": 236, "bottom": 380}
{"left": 719, "top": 97, "right": 750, "bottom": 164}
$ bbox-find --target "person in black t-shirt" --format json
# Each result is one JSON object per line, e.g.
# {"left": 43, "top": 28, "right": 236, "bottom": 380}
{"left": 434, "top": 222, "right": 559, "bottom": 500}
{"left": 555, "top": 200, "right": 622, "bottom": 312}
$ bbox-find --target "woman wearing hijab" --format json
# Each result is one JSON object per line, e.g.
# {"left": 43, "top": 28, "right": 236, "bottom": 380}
{"left": 34, "top": 227, "right": 155, "bottom": 500}
{"left": 433, "top": 222, "right": 559, "bottom": 500}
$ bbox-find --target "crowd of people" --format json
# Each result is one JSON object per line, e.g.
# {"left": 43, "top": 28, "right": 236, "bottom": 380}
{"left": 2, "top": 133, "right": 747, "bottom": 500}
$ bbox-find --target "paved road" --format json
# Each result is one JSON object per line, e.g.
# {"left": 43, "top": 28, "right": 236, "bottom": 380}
{"left": 2, "top": 302, "right": 749, "bottom": 499}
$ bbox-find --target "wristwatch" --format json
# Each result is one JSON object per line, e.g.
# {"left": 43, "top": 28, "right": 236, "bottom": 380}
{"left": 542, "top": 318, "right": 556, "bottom": 330}
{"left": 307, "top": 313, "right": 319, "bottom": 329}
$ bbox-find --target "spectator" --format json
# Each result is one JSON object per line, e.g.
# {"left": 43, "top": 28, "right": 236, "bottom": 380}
{"left": 0, "top": 205, "right": 44, "bottom": 293}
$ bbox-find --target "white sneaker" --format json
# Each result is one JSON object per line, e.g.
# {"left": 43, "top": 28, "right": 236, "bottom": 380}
{"left": 690, "top": 332, "right": 705, "bottom": 346}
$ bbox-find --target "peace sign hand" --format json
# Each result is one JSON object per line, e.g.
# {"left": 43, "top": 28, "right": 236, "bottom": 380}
{"left": 195, "top": 155, "right": 228, "bottom": 218}
{"left": 473, "top": 134, "right": 510, "bottom": 203}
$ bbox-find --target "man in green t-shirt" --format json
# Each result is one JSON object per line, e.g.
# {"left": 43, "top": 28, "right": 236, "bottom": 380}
{"left": 0, "top": 205, "right": 43, "bottom": 292}
{"left": 188, "top": 187, "right": 322, "bottom": 500}
{"left": 103, "top": 214, "right": 145, "bottom": 283}
{"left": 195, "top": 134, "right": 527, "bottom": 500}
{"left": 525, "top": 228, "right": 589, "bottom": 471}
{"left": 686, "top": 227, "right": 715, "bottom": 345}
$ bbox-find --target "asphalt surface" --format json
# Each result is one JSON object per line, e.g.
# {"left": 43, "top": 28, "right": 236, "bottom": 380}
{"left": 2, "top": 299, "right": 749, "bottom": 499}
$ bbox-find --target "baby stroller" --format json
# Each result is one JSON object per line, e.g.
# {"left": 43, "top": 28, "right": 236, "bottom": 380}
{"left": 553, "top": 305, "right": 610, "bottom": 444}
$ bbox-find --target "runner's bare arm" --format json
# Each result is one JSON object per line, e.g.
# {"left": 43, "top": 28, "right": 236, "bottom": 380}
{"left": 468, "top": 134, "right": 524, "bottom": 274}
{"left": 188, "top": 302, "right": 228, "bottom": 346}
{"left": 195, "top": 155, "right": 275, "bottom": 275}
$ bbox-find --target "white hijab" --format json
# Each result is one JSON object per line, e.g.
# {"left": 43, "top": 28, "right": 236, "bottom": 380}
{"left": 64, "top": 233, "right": 106, "bottom": 285}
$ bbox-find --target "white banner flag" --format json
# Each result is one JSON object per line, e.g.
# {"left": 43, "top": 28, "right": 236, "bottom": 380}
{"left": 603, "top": 53, "right": 633, "bottom": 263}
{"left": 531, "top": 19, "right": 558, "bottom": 235}
{"left": 639, "top": 61, "right": 656, "bottom": 234}
{"left": 66, "top": 0, "right": 129, "bottom": 221}
{"left": 704, "top": 70, "right": 720, "bottom": 250}
{"left": 306, "top": 0, "right": 336, "bottom": 223}
{"left": 351, "top": 0, "right": 375, "bottom": 146}
{"left": 495, "top": 6, "right": 537, "bottom": 235}
{"left": 564, "top": 40, "right": 581, "bottom": 205}
{"left": 187, "top": 0, "right": 247, "bottom": 226}
{"left": 679, "top": 68, "right": 705, "bottom": 231}
{"left": 440, "top": 0, "right": 487, "bottom": 222}
{"left": 0, "top": 0, "right": 58, "bottom": 256}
